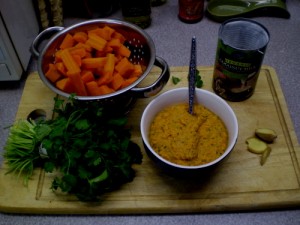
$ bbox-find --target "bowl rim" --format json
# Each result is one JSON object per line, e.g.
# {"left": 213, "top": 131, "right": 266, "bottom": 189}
{"left": 140, "top": 87, "right": 239, "bottom": 169}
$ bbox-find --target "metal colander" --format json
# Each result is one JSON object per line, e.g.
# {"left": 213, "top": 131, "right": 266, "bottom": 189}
{"left": 31, "top": 19, "right": 169, "bottom": 105}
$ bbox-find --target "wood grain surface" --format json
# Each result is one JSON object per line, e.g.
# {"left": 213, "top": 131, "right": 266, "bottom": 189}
{"left": 0, "top": 66, "right": 299, "bottom": 214}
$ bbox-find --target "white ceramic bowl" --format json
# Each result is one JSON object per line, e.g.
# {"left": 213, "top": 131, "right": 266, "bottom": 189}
{"left": 140, "top": 87, "right": 238, "bottom": 177}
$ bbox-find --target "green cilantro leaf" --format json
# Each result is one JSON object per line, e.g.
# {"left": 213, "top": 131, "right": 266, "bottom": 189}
{"left": 44, "top": 161, "right": 55, "bottom": 173}
{"left": 78, "top": 166, "right": 92, "bottom": 179}
{"left": 172, "top": 76, "right": 181, "bottom": 85}
{"left": 195, "top": 70, "right": 203, "bottom": 88}
{"left": 74, "top": 119, "right": 89, "bottom": 130}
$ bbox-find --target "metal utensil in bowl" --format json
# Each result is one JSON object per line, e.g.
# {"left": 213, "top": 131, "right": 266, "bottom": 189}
{"left": 188, "top": 36, "right": 197, "bottom": 115}
{"left": 31, "top": 19, "right": 170, "bottom": 112}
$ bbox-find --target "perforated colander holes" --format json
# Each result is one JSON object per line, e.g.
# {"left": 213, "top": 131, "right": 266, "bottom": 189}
{"left": 127, "top": 38, "right": 146, "bottom": 65}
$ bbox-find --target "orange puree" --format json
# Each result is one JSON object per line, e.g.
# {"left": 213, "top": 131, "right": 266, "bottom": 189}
{"left": 149, "top": 103, "right": 228, "bottom": 166}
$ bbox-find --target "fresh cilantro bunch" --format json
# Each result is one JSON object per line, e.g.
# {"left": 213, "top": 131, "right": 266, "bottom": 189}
{"left": 4, "top": 96, "right": 142, "bottom": 202}
{"left": 41, "top": 97, "right": 143, "bottom": 201}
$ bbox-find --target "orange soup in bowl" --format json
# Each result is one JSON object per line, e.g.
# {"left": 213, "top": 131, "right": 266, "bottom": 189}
{"left": 149, "top": 103, "right": 228, "bottom": 166}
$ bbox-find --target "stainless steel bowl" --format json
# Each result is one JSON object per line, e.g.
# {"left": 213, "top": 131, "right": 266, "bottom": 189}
{"left": 31, "top": 19, "right": 170, "bottom": 106}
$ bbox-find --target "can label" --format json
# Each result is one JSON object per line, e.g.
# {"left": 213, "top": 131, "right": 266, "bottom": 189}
{"left": 212, "top": 19, "right": 269, "bottom": 101}
{"left": 212, "top": 42, "right": 264, "bottom": 101}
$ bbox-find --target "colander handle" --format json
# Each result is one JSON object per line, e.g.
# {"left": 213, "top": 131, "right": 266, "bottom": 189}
{"left": 130, "top": 56, "right": 170, "bottom": 98}
{"left": 30, "top": 26, "right": 64, "bottom": 58}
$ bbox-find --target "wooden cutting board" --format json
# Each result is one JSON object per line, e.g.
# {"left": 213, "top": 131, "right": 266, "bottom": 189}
{"left": 1, "top": 66, "right": 300, "bottom": 214}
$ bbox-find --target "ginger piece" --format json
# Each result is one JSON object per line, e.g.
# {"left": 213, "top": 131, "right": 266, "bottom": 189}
{"left": 246, "top": 137, "right": 269, "bottom": 154}
{"left": 255, "top": 128, "right": 277, "bottom": 143}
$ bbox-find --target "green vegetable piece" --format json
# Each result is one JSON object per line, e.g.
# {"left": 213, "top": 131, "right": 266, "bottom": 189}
{"left": 89, "top": 169, "right": 108, "bottom": 185}
{"left": 74, "top": 119, "right": 89, "bottom": 130}
{"left": 34, "top": 124, "right": 52, "bottom": 141}
{"left": 185, "top": 69, "right": 203, "bottom": 88}
{"left": 44, "top": 161, "right": 55, "bottom": 173}
{"left": 195, "top": 70, "right": 203, "bottom": 88}
{"left": 172, "top": 76, "right": 181, "bottom": 85}
{"left": 3, "top": 95, "right": 143, "bottom": 201}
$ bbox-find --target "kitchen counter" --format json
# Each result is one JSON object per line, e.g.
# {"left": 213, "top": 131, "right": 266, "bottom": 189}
{"left": 0, "top": 1, "right": 300, "bottom": 224}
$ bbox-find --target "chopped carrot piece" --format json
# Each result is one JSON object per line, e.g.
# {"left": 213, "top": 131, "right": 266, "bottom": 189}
{"left": 54, "top": 49, "right": 63, "bottom": 62}
{"left": 95, "top": 66, "right": 104, "bottom": 77}
{"left": 75, "top": 42, "right": 92, "bottom": 52}
{"left": 68, "top": 72, "right": 87, "bottom": 96}
{"left": 72, "top": 54, "right": 82, "bottom": 67}
{"left": 88, "top": 28, "right": 103, "bottom": 36}
{"left": 115, "top": 57, "right": 135, "bottom": 78}
{"left": 110, "top": 72, "right": 124, "bottom": 91}
{"left": 97, "top": 71, "right": 113, "bottom": 86}
{"left": 60, "top": 49, "right": 81, "bottom": 75}
{"left": 95, "top": 50, "right": 106, "bottom": 58}
{"left": 81, "top": 70, "right": 95, "bottom": 83}
{"left": 82, "top": 57, "right": 107, "bottom": 69}
{"left": 55, "top": 62, "right": 67, "bottom": 76}
{"left": 95, "top": 45, "right": 113, "bottom": 57}
{"left": 117, "top": 45, "right": 131, "bottom": 58}
{"left": 45, "top": 64, "right": 62, "bottom": 83}
{"left": 121, "top": 77, "right": 139, "bottom": 88}
{"left": 86, "top": 25, "right": 101, "bottom": 33}
{"left": 92, "top": 28, "right": 109, "bottom": 41}
{"left": 60, "top": 33, "right": 75, "bottom": 49}
{"left": 86, "top": 33, "right": 107, "bottom": 51}
{"left": 56, "top": 77, "right": 75, "bottom": 93}
{"left": 98, "top": 85, "right": 114, "bottom": 95}
{"left": 84, "top": 51, "right": 93, "bottom": 59}
{"left": 86, "top": 81, "right": 102, "bottom": 96}
{"left": 73, "top": 31, "right": 88, "bottom": 43}
{"left": 102, "top": 26, "right": 115, "bottom": 39}
{"left": 69, "top": 47, "right": 87, "bottom": 58}
{"left": 107, "top": 38, "right": 121, "bottom": 49}
{"left": 112, "top": 31, "right": 126, "bottom": 44}
{"left": 103, "top": 53, "right": 115, "bottom": 77}
{"left": 114, "top": 54, "right": 123, "bottom": 64}
{"left": 131, "top": 64, "right": 143, "bottom": 77}
{"left": 104, "top": 45, "right": 114, "bottom": 53}
{"left": 89, "top": 26, "right": 115, "bottom": 41}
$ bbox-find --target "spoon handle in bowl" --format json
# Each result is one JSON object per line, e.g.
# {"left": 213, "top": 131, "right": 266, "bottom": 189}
{"left": 188, "top": 36, "right": 197, "bottom": 114}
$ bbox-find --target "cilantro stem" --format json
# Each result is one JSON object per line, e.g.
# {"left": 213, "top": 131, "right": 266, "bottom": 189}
{"left": 3, "top": 119, "right": 40, "bottom": 185}
{"left": 63, "top": 148, "right": 72, "bottom": 174}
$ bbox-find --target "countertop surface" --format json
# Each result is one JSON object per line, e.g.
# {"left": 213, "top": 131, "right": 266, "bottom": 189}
{"left": 1, "top": 1, "right": 300, "bottom": 224}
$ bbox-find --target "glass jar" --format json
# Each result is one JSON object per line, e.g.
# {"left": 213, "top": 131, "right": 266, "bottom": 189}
{"left": 121, "top": 0, "right": 152, "bottom": 29}
{"left": 178, "top": 0, "right": 204, "bottom": 23}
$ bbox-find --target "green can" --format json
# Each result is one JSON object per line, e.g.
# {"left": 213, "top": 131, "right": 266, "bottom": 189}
{"left": 212, "top": 18, "right": 270, "bottom": 101}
